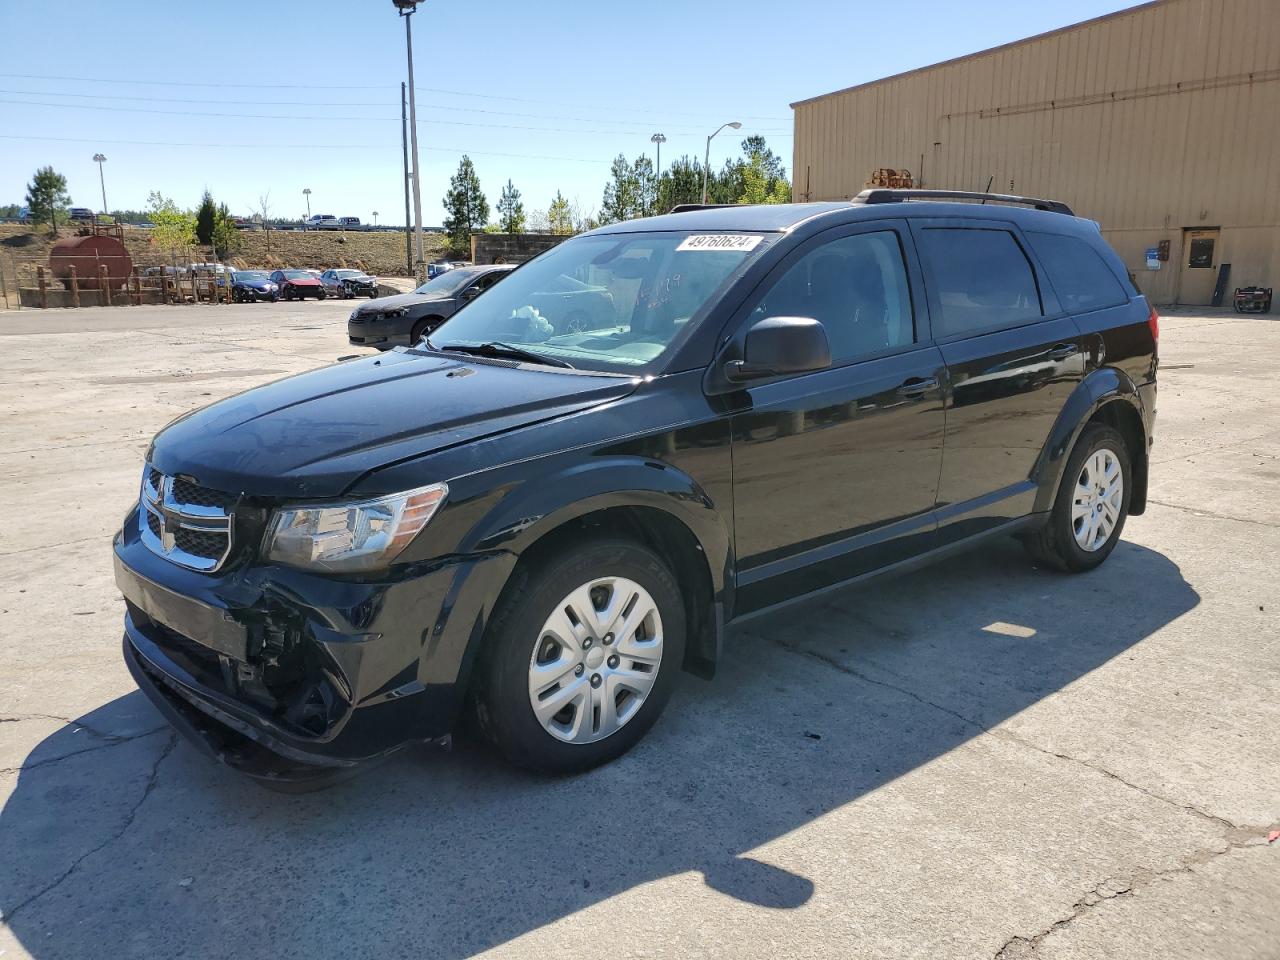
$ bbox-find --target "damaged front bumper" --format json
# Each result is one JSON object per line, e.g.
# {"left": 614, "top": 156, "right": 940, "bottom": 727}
{"left": 113, "top": 509, "right": 514, "bottom": 787}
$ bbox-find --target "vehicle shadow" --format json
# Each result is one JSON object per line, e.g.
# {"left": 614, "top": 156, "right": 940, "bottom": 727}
{"left": 0, "top": 538, "right": 1197, "bottom": 959}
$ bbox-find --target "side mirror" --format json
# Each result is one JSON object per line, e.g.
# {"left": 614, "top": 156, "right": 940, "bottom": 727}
{"left": 725, "top": 316, "right": 831, "bottom": 383}
{"left": 460, "top": 286, "right": 482, "bottom": 300}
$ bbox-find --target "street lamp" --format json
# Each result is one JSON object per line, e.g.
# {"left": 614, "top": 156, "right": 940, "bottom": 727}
{"left": 650, "top": 133, "right": 666, "bottom": 215}
{"left": 92, "top": 153, "right": 108, "bottom": 216}
{"left": 302, "top": 187, "right": 312, "bottom": 220}
{"left": 702, "top": 121, "right": 741, "bottom": 204}
{"left": 372, "top": 210, "right": 379, "bottom": 227}
{"left": 395, "top": 0, "right": 426, "bottom": 280}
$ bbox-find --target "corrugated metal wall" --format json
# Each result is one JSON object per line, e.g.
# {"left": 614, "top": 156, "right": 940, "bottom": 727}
{"left": 791, "top": 0, "right": 1280, "bottom": 305}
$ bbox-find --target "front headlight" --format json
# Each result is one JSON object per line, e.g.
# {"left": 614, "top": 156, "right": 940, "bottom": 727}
{"left": 264, "top": 482, "right": 448, "bottom": 573}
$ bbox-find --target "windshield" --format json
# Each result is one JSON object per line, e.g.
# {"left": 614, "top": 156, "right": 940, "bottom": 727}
{"left": 334, "top": 269, "right": 363, "bottom": 278}
{"left": 234, "top": 271, "right": 268, "bottom": 281}
{"left": 282, "top": 270, "right": 311, "bottom": 280}
{"left": 414, "top": 268, "right": 484, "bottom": 296}
{"left": 430, "top": 231, "right": 771, "bottom": 373}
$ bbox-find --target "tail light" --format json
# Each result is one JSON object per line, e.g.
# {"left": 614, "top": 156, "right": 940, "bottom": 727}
{"left": 1147, "top": 304, "right": 1159, "bottom": 342}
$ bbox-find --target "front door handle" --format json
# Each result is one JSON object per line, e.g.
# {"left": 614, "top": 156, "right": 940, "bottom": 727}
{"left": 896, "top": 376, "right": 938, "bottom": 397}
{"left": 1048, "top": 343, "right": 1080, "bottom": 361}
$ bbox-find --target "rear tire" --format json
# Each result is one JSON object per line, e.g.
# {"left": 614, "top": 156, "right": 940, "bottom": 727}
{"left": 471, "top": 537, "right": 685, "bottom": 774}
{"left": 1024, "top": 423, "right": 1131, "bottom": 572}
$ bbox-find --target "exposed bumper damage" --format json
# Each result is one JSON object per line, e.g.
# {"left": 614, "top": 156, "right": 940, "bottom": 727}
{"left": 114, "top": 508, "right": 515, "bottom": 787}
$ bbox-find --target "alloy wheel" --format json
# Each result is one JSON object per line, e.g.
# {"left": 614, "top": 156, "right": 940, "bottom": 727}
{"left": 527, "top": 576, "right": 664, "bottom": 744}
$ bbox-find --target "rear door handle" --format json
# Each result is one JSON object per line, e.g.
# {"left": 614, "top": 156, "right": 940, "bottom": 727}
{"left": 896, "top": 376, "right": 938, "bottom": 397}
{"left": 1048, "top": 343, "right": 1080, "bottom": 361}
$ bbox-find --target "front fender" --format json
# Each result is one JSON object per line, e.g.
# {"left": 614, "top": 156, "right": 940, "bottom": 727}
{"left": 464, "top": 456, "right": 732, "bottom": 595}
{"left": 1032, "top": 366, "right": 1148, "bottom": 513}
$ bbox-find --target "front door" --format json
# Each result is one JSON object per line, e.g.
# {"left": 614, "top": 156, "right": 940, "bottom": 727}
{"left": 728, "top": 222, "right": 946, "bottom": 613}
{"left": 1177, "top": 227, "right": 1221, "bottom": 305}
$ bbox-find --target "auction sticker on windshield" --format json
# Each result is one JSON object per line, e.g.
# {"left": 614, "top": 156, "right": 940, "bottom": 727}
{"left": 676, "top": 234, "right": 764, "bottom": 252}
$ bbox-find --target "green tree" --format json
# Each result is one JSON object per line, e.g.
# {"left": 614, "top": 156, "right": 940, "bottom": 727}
{"left": 211, "top": 203, "right": 241, "bottom": 259}
{"left": 656, "top": 156, "right": 705, "bottom": 212}
{"left": 716, "top": 136, "right": 792, "bottom": 205}
{"left": 25, "top": 166, "right": 71, "bottom": 235}
{"left": 600, "top": 154, "right": 641, "bottom": 224}
{"left": 633, "top": 155, "right": 656, "bottom": 217}
{"left": 147, "top": 190, "right": 196, "bottom": 251}
{"left": 195, "top": 190, "right": 217, "bottom": 245}
{"left": 496, "top": 179, "right": 526, "bottom": 233}
{"left": 547, "top": 190, "right": 573, "bottom": 235}
{"left": 442, "top": 155, "right": 489, "bottom": 256}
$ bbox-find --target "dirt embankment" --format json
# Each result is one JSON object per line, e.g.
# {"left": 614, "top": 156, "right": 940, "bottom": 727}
{"left": 0, "top": 223, "right": 446, "bottom": 284}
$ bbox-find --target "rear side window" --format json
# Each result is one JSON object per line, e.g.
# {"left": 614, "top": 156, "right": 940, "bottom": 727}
{"left": 916, "top": 228, "right": 1043, "bottom": 337}
{"left": 1028, "top": 231, "right": 1129, "bottom": 313}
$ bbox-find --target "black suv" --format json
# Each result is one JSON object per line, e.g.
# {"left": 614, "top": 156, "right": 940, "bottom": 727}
{"left": 114, "top": 190, "right": 1157, "bottom": 786}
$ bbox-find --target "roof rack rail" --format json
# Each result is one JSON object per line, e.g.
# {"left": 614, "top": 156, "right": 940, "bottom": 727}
{"left": 668, "top": 203, "right": 739, "bottom": 213}
{"left": 854, "top": 188, "right": 1074, "bottom": 216}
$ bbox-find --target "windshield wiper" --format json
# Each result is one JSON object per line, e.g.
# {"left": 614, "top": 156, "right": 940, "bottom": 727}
{"left": 433, "top": 341, "right": 574, "bottom": 369}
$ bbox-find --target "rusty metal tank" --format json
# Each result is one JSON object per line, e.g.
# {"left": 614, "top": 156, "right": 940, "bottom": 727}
{"left": 49, "top": 228, "right": 133, "bottom": 290}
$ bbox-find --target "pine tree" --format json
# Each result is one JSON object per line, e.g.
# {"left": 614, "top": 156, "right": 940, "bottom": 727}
{"left": 24, "top": 166, "right": 71, "bottom": 236}
{"left": 497, "top": 179, "right": 526, "bottom": 234}
{"left": 600, "top": 154, "right": 640, "bottom": 224}
{"left": 442, "top": 156, "right": 489, "bottom": 256}
{"left": 547, "top": 190, "right": 573, "bottom": 235}
{"left": 633, "top": 155, "right": 656, "bottom": 217}
{"left": 195, "top": 190, "right": 217, "bottom": 245}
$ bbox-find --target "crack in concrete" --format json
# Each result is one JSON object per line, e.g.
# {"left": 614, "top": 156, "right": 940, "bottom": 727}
{"left": 0, "top": 726, "right": 168, "bottom": 775}
{"left": 761, "top": 634, "right": 1243, "bottom": 831}
{"left": 0, "top": 714, "right": 137, "bottom": 742}
{"left": 1146, "top": 498, "right": 1280, "bottom": 529}
{"left": 993, "top": 828, "right": 1278, "bottom": 958}
{"left": 759, "top": 633, "right": 1280, "bottom": 956}
{"left": 0, "top": 732, "right": 176, "bottom": 923}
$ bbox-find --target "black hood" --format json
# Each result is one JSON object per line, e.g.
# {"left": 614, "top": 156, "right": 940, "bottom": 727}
{"left": 148, "top": 351, "right": 637, "bottom": 498}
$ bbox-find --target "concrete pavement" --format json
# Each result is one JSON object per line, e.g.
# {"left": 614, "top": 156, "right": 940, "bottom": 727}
{"left": 0, "top": 301, "right": 1276, "bottom": 959}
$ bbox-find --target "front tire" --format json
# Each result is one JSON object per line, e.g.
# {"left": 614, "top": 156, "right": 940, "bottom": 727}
{"left": 472, "top": 538, "right": 685, "bottom": 774}
{"left": 1025, "top": 423, "right": 1131, "bottom": 572}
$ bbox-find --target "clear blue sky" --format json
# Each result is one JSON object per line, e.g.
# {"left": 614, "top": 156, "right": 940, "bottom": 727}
{"left": 0, "top": 0, "right": 1145, "bottom": 226}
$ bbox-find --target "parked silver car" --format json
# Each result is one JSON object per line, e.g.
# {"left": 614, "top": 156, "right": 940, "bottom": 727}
{"left": 320, "top": 268, "right": 378, "bottom": 299}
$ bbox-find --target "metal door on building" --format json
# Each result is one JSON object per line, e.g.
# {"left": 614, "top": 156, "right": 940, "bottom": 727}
{"left": 1177, "top": 228, "right": 1221, "bottom": 305}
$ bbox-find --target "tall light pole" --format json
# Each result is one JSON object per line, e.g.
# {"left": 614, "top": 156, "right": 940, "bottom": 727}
{"left": 395, "top": 0, "right": 426, "bottom": 280}
{"left": 649, "top": 133, "right": 666, "bottom": 214}
{"left": 372, "top": 210, "right": 379, "bottom": 227}
{"left": 702, "top": 121, "right": 741, "bottom": 204}
{"left": 92, "top": 153, "right": 108, "bottom": 215}
{"left": 303, "top": 187, "right": 312, "bottom": 219}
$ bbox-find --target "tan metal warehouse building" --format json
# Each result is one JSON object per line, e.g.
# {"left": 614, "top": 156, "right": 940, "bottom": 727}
{"left": 790, "top": 0, "right": 1279, "bottom": 306}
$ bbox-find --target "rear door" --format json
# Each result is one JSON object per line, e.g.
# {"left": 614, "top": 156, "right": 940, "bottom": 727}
{"left": 911, "top": 218, "right": 1085, "bottom": 541}
{"left": 728, "top": 220, "right": 946, "bottom": 613}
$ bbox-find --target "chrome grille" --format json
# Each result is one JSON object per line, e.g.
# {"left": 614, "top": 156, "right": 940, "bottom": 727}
{"left": 139, "top": 465, "right": 235, "bottom": 572}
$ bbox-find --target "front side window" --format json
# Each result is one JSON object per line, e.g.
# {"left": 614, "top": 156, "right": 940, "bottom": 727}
{"left": 917, "top": 228, "right": 1043, "bottom": 338}
{"left": 432, "top": 231, "right": 773, "bottom": 372}
{"left": 752, "top": 230, "right": 915, "bottom": 362}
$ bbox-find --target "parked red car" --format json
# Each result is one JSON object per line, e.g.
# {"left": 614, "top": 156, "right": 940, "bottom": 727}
{"left": 269, "top": 269, "right": 327, "bottom": 301}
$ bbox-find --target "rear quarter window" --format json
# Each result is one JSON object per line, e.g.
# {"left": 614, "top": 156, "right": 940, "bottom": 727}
{"left": 916, "top": 228, "right": 1043, "bottom": 338}
{"left": 1027, "top": 231, "right": 1129, "bottom": 313}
